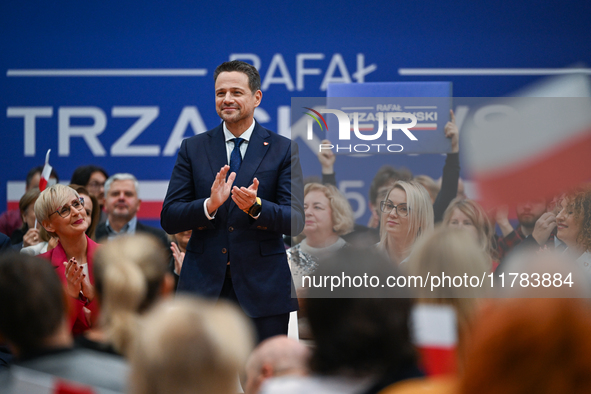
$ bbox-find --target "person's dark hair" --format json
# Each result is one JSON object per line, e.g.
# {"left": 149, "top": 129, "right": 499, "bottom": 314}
{"left": 213, "top": 60, "right": 261, "bottom": 93}
{"left": 369, "top": 165, "right": 413, "bottom": 206}
{"left": 306, "top": 247, "right": 416, "bottom": 377}
{"left": 0, "top": 253, "right": 66, "bottom": 354}
{"left": 69, "top": 184, "right": 100, "bottom": 240}
{"left": 26, "top": 166, "right": 60, "bottom": 188}
{"left": 70, "top": 165, "right": 109, "bottom": 188}
{"left": 18, "top": 187, "right": 41, "bottom": 232}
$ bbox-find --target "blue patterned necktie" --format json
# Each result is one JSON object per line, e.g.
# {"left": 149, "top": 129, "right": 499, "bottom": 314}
{"left": 229, "top": 138, "right": 245, "bottom": 175}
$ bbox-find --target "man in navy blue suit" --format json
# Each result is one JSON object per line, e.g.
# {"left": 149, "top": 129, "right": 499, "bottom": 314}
{"left": 161, "top": 60, "right": 305, "bottom": 342}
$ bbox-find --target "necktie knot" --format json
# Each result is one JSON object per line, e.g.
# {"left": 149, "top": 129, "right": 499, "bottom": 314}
{"left": 229, "top": 138, "right": 245, "bottom": 175}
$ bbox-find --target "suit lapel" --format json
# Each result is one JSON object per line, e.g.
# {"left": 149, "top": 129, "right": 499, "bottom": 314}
{"left": 205, "top": 124, "right": 228, "bottom": 178}
{"left": 204, "top": 124, "right": 231, "bottom": 213}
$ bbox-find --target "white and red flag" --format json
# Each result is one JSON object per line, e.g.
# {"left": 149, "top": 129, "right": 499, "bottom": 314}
{"left": 39, "top": 149, "right": 53, "bottom": 191}
{"left": 464, "top": 74, "right": 591, "bottom": 208}
{"left": 412, "top": 304, "right": 458, "bottom": 376}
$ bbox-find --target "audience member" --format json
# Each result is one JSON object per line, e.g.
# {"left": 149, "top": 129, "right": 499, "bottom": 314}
{"left": 407, "top": 227, "right": 490, "bottom": 344}
{"left": 513, "top": 186, "right": 591, "bottom": 273}
{"left": 70, "top": 164, "right": 109, "bottom": 222}
{"left": 0, "top": 253, "right": 128, "bottom": 392}
{"left": 288, "top": 183, "right": 354, "bottom": 287}
{"left": 495, "top": 198, "right": 551, "bottom": 261}
{"left": 0, "top": 166, "right": 59, "bottom": 238}
{"left": 556, "top": 187, "right": 591, "bottom": 270}
{"left": 312, "top": 139, "right": 381, "bottom": 246}
{"left": 245, "top": 335, "right": 310, "bottom": 394}
{"left": 19, "top": 226, "right": 58, "bottom": 256}
{"left": 443, "top": 198, "right": 498, "bottom": 270}
{"left": 70, "top": 184, "right": 100, "bottom": 240}
{"left": 10, "top": 188, "right": 40, "bottom": 248}
{"left": 95, "top": 173, "right": 170, "bottom": 249}
{"left": 77, "top": 234, "right": 174, "bottom": 357}
{"left": 169, "top": 229, "right": 192, "bottom": 287}
{"left": 459, "top": 298, "right": 591, "bottom": 394}
{"left": 35, "top": 184, "right": 98, "bottom": 334}
{"left": 264, "top": 247, "right": 422, "bottom": 394}
{"left": 378, "top": 181, "right": 434, "bottom": 265}
{"left": 287, "top": 183, "right": 354, "bottom": 337}
{"left": 129, "top": 296, "right": 254, "bottom": 394}
{"left": 363, "top": 165, "right": 412, "bottom": 229}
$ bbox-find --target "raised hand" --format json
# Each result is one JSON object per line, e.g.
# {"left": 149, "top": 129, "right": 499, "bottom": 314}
{"left": 444, "top": 109, "right": 459, "bottom": 153}
{"left": 318, "top": 139, "right": 336, "bottom": 174}
{"left": 532, "top": 212, "right": 557, "bottom": 245}
{"left": 207, "top": 165, "right": 236, "bottom": 215}
{"left": 232, "top": 177, "right": 259, "bottom": 212}
{"left": 23, "top": 228, "right": 41, "bottom": 248}
{"left": 170, "top": 241, "right": 185, "bottom": 275}
{"left": 63, "top": 257, "right": 84, "bottom": 299}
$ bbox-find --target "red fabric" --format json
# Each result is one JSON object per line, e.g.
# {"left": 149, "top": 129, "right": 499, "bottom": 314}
{"left": 417, "top": 346, "right": 457, "bottom": 376}
{"left": 475, "top": 126, "right": 591, "bottom": 209}
{"left": 53, "top": 380, "right": 96, "bottom": 394}
{"left": 39, "top": 235, "right": 100, "bottom": 335}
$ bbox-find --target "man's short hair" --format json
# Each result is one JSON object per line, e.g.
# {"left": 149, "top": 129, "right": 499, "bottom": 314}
{"left": 369, "top": 165, "right": 412, "bottom": 206}
{"left": 26, "top": 165, "right": 60, "bottom": 188}
{"left": 70, "top": 165, "right": 109, "bottom": 188}
{"left": 0, "top": 253, "right": 66, "bottom": 354}
{"left": 214, "top": 60, "right": 261, "bottom": 94}
{"left": 104, "top": 173, "right": 140, "bottom": 196}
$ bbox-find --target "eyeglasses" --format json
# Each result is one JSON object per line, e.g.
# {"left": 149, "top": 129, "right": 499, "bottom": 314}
{"left": 380, "top": 201, "right": 409, "bottom": 217}
{"left": 49, "top": 197, "right": 85, "bottom": 219}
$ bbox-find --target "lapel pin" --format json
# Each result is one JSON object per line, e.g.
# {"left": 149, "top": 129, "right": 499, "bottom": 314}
{"left": 263, "top": 142, "right": 269, "bottom": 146}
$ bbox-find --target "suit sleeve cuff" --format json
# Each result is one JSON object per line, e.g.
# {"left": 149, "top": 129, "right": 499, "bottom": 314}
{"left": 204, "top": 198, "right": 217, "bottom": 220}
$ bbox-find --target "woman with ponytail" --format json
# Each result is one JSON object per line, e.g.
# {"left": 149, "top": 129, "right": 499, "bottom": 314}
{"left": 76, "top": 233, "right": 175, "bottom": 357}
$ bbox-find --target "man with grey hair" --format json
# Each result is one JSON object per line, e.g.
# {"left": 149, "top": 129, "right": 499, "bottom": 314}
{"left": 244, "top": 335, "right": 310, "bottom": 394}
{"left": 96, "top": 173, "right": 169, "bottom": 250}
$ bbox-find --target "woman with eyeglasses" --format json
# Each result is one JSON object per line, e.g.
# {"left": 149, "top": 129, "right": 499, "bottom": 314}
{"left": 35, "top": 184, "right": 98, "bottom": 334}
{"left": 378, "top": 180, "right": 434, "bottom": 265}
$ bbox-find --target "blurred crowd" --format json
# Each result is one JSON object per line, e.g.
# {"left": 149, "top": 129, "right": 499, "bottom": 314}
{"left": 1, "top": 113, "right": 591, "bottom": 394}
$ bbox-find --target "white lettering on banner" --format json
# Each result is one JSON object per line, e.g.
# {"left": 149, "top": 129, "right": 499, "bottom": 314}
{"left": 59, "top": 107, "right": 107, "bottom": 156}
{"left": 353, "top": 54, "right": 377, "bottom": 83}
{"left": 320, "top": 54, "right": 351, "bottom": 90}
{"left": 111, "top": 107, "right": 160, "bottom": 156}
{"left": 163, "top": 107, "right": 207, "bottom": 156}
{"left": 6, "top": 107, "right": 53, "bottom": 156}
{"left": 231, "top": 53, "right": 377, "bottom": 91}
{"left": 297, "top": 53, "right": 324, "bottom": 91}
{"left": 262, "top": 54, "right": 295, "bottom": 91}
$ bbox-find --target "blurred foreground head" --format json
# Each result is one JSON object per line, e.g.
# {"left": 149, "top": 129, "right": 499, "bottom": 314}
{"left": 460, "top": 297, "right": 591, "bottom": 394}
{"left": 407, "top": 226, "right": 491, "bottom": 329}
{"left": 244, "top": 335, "right": 310, "bottom": 394}
{"left": 0, "top": 253, "right": 67, "bottom": 356}
{"left": 93, "top": 233, "right": 173, "bottom": 356}
{"left": 306, "top": 247, "right": 416, "bottom": 377}
{"left": 129, "top": 296, "right": 254, "bottom": 394}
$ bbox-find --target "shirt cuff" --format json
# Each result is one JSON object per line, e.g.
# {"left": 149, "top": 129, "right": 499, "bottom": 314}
{"left": 204, "top": 198, "right": 217, "bottom": 220}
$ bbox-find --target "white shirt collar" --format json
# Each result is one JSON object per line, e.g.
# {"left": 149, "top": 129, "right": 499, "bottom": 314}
{"left": 223, "top": 119, "right": 256, "bottom": 143}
